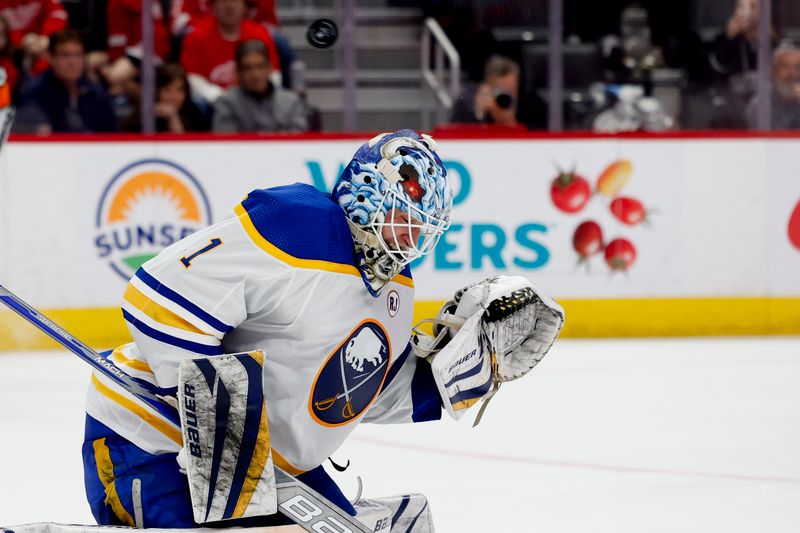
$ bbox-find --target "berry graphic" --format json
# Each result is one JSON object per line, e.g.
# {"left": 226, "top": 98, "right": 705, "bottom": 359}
{"left": 604, "top": 238, "right": 637, "bottom": 271}
{"left": 610, "top": 196, "right": 648, "bottom": 226}
{"left": 789, "top": 198, "right": 800, "bottom": 252}
{"left": 551, "top": 171, "right": 592, "bottom": 213}
{"left": 573, "top": 220, "right": 604, "bottom": 261}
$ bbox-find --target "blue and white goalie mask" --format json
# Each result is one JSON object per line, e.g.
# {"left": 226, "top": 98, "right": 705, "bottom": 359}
{"left": 333, "top": 130, "right": 453, "bottom": 290}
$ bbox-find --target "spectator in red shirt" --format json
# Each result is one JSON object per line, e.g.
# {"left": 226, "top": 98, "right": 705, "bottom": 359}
{"left": 0, "top": 15, "right": 20, "bottom": 94}
{"left": 0, "top": 0, "right": 66, "bottom": 74}
{"left": 0, "top": 0, "right": 66, "bottom": 46}
{"left": 176, "top": 0, "right": 276, "bottom": 29}
{"left": 106, "top": 0, "right": 176, "bottom": 62}
{"left": 180, "top": 0, "right": 279, "bottom": 101}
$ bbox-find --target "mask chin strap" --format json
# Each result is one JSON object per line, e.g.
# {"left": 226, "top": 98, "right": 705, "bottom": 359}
{"left": 347, "top": 218, "right": 382, "bottom": 249}
{"left": 348, "top": 219, "right": 404, "bottom": 295}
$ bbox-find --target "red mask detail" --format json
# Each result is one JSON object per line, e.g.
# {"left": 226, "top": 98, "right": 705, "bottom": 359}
{"left": 401, "top": 174, "right": 424, "bottom": 203}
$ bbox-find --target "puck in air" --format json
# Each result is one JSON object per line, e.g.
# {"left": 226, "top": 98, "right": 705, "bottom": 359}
{"left": 307, "top": 18, "right": 338, "bottom": 49}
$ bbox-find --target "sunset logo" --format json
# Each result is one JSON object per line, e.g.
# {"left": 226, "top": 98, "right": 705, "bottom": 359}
{"left": 95, "top": 159, "right": 212, "bottom": 280}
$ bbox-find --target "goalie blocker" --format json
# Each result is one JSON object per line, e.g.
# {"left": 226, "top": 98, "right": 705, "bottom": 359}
{"left": 414, "top": 275, "right": 565, "bottom": 423}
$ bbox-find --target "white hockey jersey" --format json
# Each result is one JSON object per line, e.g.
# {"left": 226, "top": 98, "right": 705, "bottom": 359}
{"left": 86, "top": 183, "right": 442, "bottom": 474}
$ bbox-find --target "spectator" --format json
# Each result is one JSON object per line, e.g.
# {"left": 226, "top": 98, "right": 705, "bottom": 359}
{"left": 450, "top": 54, "right": 545, "bottom": 129}
{"left": 177, "top": 0, "right": 295, "bottom": 87}
{"left": 180, "top": 0, "right": 280, "bottom": 102}
{"left": 0, "top": 15, "right": 19, "bottom": 94}
{"left": 106, "top": 0, "right": 176, "bottom": 62}
{"left": 155, "top": 62, "right": 210, "bottom": 132}
{"left": 710, "top": 0, "right": 779, "bottom": 89}
{"left": 13, "top": 29, "right": 117, "bottom": 133}
{"left": 179, "top": 0, "right": 277, "bottom": 28}
{"left": 747, "top": 44, "right": 800, "bottom": 129}
{"left": 0, "top": 0, "right": 67, "bottom": 74}
{"left": 212, "top": 39, "right": 307, "bottom": 133}
{"left": 121, "top": 62, "right": 211, "bottom": 133}
{"left": 705, "top": 0, "right": 777, "bottom": 128}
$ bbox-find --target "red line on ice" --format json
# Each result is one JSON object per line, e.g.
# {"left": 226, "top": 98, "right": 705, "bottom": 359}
{"left": 352, "top": 435, "right": 800, "bottom": 484}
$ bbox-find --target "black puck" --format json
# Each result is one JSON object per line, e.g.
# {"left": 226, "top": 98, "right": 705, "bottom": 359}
{"left": 307, "top": 18, "right": 338, "bottom": 49}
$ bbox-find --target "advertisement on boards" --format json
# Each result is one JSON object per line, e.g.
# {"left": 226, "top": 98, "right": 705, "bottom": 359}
{"left": 0, "top": 138, "right": 683, "bottom": 307}
{"left": 767, "top": 141, "right": 800, "bottom": 296}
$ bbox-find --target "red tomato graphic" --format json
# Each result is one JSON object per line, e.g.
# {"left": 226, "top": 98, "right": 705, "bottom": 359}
{"left": 604, "top": 238, "right": 637, "bottom": 271}
{"left": 550, "top": 172, "right": 592, "bottom": 213}
{"left": 610, "top": 196, "right": 647, "bottom": 226}
{"left": 789, "top": 199, "right": 800, "bottom": 251}
{"left": 573, "top": 220, "right": 604, "bottom": 259}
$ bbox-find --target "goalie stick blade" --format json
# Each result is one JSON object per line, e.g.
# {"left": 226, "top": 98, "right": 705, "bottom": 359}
{"left": 274, "top": 468, "right": 372, "bottom": 533}
{"left": 0, "top": 283, "right": 371, "bottom": 533}
{"left": 0, "top": 523, "right": 303, "bottom": 533}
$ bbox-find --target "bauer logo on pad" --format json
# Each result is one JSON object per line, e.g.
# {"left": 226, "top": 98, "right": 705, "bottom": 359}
{"left": 95, "top": 159, "right": 212, "bottom": 281}
{"left": 309, "top": 320, "right": 391, "bottom": 426}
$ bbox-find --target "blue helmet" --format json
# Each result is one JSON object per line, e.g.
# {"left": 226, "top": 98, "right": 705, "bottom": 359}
{"left": 333, "top": 130, "right": 453, "bottom": 275}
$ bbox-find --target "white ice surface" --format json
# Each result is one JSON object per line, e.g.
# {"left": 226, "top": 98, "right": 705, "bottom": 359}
{"left": 1, "top": 338, "right": 799, "bottom": 532}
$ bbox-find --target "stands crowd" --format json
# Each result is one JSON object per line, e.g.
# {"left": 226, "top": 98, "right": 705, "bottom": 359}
{"left": 0, "top": 0, "right": 799, "bottom": 133}
{"left": 0, "top": 0, "right": 310, "bottom": 133}
{"left": 439, "top": 0, "right": 800, "bottom": 131}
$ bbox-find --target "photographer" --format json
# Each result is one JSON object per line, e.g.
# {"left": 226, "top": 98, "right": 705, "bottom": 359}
{"left": 450, "top": 54, "right": 544, "bottom": 129}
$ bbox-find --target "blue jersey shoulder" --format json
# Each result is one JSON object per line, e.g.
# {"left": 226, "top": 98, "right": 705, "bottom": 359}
{"left": 240, "top": 183, "right": 356, "bottom": 266}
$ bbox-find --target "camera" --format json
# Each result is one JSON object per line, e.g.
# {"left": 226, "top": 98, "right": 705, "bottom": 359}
{"left": 494, "top": 90, "right": 514, "bottom": 109}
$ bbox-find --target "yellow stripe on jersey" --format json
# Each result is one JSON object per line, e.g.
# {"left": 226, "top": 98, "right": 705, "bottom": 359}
{"left": 234, "top": 203, "right": 415, "bottom": 288}
{"left": 91, "top": 373, "right": 182, "bottom": 445}
{"left": 391, "top": 274, "right": 414, "bottom": 288}
{"left": 271, "top": 448, "right": 305, "bottom": 476}
{"left": 92, "top": 438, "right": 136, "bottom": 527}
{"left": 111, "top": 347, "right": 154, "bottom": 375}
{"left": 123, "top": 283, "right": 207, "bottom": 335}
{"left": 235, "top": 203, "right": 362, "bottom": 277}
{"left": 233, "top": 403, "right": 271, "bottom": 518}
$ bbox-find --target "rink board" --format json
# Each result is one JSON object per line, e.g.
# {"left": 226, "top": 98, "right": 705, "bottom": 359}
{"left": 1, "top": 133, "right": 799, "bottom": 348}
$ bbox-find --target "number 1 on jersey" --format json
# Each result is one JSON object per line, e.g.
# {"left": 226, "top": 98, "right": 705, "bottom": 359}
{"left": 181, "top": 238, "right": 223, "bottom": 268}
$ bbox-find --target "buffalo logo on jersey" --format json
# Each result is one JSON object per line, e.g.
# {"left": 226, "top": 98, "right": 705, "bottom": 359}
{"left": 95, "top": 159, "right": 212, "bottom": 280}
{"left": 309, "top": 321, "right": 391, "bottom": 426}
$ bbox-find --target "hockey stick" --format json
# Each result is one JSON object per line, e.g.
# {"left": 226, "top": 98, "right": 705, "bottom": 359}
{"left": 0, "top": 284, "right": 371, "bottom": 533}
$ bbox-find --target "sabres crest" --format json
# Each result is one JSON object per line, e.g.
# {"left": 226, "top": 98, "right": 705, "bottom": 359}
{"left": 309, "top": 320, "right": 391, "bottom": 426}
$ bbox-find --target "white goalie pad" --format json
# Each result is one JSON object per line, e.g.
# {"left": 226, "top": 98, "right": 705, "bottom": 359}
{"left": 354, "top": 494, "right": 435, "bottom": 533}
{"left": 177, "top": 351, "right": 277, "bottom": 524}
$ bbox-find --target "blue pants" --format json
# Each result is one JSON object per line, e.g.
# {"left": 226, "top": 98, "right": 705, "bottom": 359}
{"left": 82, "top": 415, "right": 355, "bottom": 528}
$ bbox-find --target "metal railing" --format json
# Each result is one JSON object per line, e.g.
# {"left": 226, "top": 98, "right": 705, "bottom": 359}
{"left": 421, "top": 17, "right": 460, "bottom": 130}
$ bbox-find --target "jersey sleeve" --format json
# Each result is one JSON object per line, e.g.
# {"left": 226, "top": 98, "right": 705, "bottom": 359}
{"left": 106, "top": 0, "right": 132, "bottom": 60}
{"left": 362, "top": 343, "right": 442, "bottom": 424}
{"left": 39, "top": 0, "right": 68, "bottom": 36}
{"left": 121, "top": 214, "right": 293, "bottom": 389}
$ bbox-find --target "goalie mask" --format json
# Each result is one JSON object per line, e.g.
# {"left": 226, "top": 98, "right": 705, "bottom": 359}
{"left": 333, "top": 130, "right": 453, "bottom": 294}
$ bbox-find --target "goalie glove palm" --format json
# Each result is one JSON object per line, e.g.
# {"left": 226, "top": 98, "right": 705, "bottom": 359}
{"left": 420, "top": 276, "right": 564, "bottom": 423}
{"left": 453, "top": 275, "right": 565, "bottom": 382}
